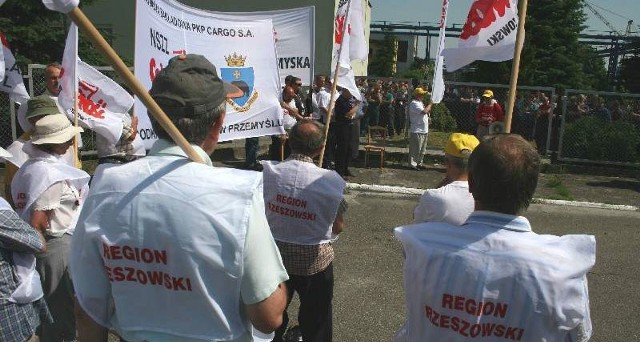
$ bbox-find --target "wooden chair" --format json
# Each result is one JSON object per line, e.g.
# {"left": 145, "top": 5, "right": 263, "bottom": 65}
{"left": 364, "top": 126, "right": 387, "bottom": 169}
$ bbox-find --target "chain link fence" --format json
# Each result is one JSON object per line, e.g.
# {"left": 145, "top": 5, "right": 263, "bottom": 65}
{"left": 558, "top": 89, "right": 640, "bottom": 166}
{"left": 0, "top": 64, "right": 130, "bottom": 156}
{"left": 441, "top": 82, "right": 557, "bottom": 154}
{"left": 4, "top": 68, "right": 640, "bottom": 166}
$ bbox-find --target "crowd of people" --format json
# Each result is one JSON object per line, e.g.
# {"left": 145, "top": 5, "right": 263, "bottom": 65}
{"left": 0, "top": 54, "right": 597, "bottom": 342}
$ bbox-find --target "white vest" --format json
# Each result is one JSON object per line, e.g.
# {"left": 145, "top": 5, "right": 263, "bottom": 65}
{"left": 11, "top": 143, "right": 90, "bottom": 232}
{"left": 5, "top": 137, "right": 76, "bottom": 168}
{"left": 394, "top": 218, "right": 595, "bottom": 342}
{"left": 0, "top": 198, "right": 44, "bottom": 304}
{"left": 263, "top": 160, "right": 345, "bottom": 245}
{"left": 71, "top": 155, "right": 261, "bottom": 341}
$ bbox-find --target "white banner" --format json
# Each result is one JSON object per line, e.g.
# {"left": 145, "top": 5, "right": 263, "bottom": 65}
{"left": 331, "top": 0, "right": 368, "bottom": 100}
{"left": 0, "top": 32, "right": 30, "bottom": 131}
{"left": 134, "top": 0, "right": 283, "bottom": 148}
{"left": 431, "top": 0, "right": 449, "bottom": 104}
{"left": 184, "top": 2, "right": 315, "bottom": 86}
{"left": 442, "top": 0, "right": 518, "bottom": 72}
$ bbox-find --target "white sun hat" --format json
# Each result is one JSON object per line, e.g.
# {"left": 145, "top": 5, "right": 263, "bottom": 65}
{"left": 31, "top": 114, "right": 83, "bottom": 145}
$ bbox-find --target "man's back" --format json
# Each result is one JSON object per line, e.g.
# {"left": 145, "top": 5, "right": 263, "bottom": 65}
{"left": 414, "top": 181, "right": 474, "bottom": 225}
{"left": 72, "top": 151, "right": 284, "bottom": 341}
{"left": 395, "top": 212, "right": 595, "bottom": 342}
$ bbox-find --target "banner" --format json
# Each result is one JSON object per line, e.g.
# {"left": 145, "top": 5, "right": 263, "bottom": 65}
{"left": 59, "top": 24, "right": 129, "bottom": 144}
{"left": 0, "top": 32, "right": 30, "bottom": 131}
{"left": 331, "top": 0, "right": 368, "bottom": 100}
{"left": 134, "top": 0, "right": 282, "bottom": 148}
{"left": 187, "top": 3, "right": 315, "bottom": 86}
{"left": 431, "top": 0, "right": 449, "bottom": 104}
{"left": 442, "top": 0, "right": 518, "bottom": 72}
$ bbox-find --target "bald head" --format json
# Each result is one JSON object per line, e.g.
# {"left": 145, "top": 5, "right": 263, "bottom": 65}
{"left": 469, "top": 134, "right": 540, "bottom": 215}
{"left": 288, "top": 120, "right": 326, "bottom": 157}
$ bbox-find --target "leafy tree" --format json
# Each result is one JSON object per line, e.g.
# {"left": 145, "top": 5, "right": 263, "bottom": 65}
{"left": 0, "top": 0, "right": 114, "bottom": 69}
{"left": 619, "top": 40, "right": 640, "bottom": 93}
{"left": 399, "top": 57, "right": 434, "bottom": 82}
{"left": 467, "top": 0, "right": 607, "bottom": 90}
{"left": 368, "top": 33, "right": 397, "bottom": 77}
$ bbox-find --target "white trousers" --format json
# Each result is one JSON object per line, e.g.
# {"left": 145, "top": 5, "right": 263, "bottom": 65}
{"left": 409, "top": 132, "right": 428, "bottom": 167}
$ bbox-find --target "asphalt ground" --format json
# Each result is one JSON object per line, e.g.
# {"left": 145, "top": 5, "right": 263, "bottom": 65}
{"left": 327, "top": 193, "right": 640, "bottom": 342}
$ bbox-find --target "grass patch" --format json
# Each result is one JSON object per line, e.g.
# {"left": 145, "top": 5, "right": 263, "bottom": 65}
{"left": 545, "top": 175, "right": 575, "bottom": 201}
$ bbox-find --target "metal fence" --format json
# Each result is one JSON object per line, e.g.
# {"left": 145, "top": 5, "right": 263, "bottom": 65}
{"left": 440, "top": 81, "right": 557, "bottom": 155}
{"left": 3, "top": 68, "right": 640, "bottom": 166}
{"left": 0, "top": 64, "right": 130, "bottom": 156}
{"left": 557, "top": 89, "right": 640, "bottom": 166}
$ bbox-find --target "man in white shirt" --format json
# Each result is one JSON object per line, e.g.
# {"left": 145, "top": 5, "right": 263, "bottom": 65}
{"left": 414, "top": 133, "right": 479, "bottom": 225}
{"left": 71, "top": 54, "right": 288, "bottom": 342}
{"left": 395, "top": 134, "right": 595, "bottom": 341}
{"left": 408, "top": 87, "right": 432, "bottom": 170}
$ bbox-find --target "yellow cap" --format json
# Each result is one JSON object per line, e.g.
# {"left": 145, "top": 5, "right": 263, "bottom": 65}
{"left": 444, "top": 133, "right": 480, "bottom": 158}
{"left": 413, "top": 87, "right": 429, "bottom": 96}
{"left": 482, "top": 89, "right": 494, "bottom": 98}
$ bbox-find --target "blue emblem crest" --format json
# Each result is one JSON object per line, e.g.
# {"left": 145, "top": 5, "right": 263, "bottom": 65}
{"left": 220, "top": 66, "right": 255, "bottom": 107}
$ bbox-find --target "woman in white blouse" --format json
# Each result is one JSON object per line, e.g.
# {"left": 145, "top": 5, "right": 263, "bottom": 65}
{"left": 11, "top": 113, "right": 90, "bottom": 342}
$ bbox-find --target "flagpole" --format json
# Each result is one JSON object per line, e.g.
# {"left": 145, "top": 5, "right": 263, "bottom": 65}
{"left": 504, "top": 0, "right": 529, "bottom": 133}
{"left": 67, "top": 7, "right": 204, "bottom": 164}
{"left": 72, "top": 25, "right": 80, "bottom": 168}
{"left": 73, "top": 76, "right": 80, "bottom": 168}
{"left": 318, "top": 0, "right": 352, "bottom": 167}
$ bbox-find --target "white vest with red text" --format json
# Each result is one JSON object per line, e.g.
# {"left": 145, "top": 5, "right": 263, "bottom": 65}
{"left": 11, "top": 142, "right": 89, "bottom": 230}
{"left": 71, "top": 155, "right": 261, "bottom": 341}
{"left": 0, "top": 198, "right": 44, "bottom": 304}
{"left": 262, "top": 160, "right": 345, "bottom": 245}
{"left": 394, "top": 218, "right": 595, "bottom": 342}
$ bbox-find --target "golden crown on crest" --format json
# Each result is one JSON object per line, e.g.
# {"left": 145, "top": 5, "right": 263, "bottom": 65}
{"left": 225, "top": 53, "right": 246, "bottom": 67}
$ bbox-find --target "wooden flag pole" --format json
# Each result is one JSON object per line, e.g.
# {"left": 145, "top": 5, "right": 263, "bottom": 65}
{"left": 73, "top": 85, "right": 81, "bottom": 167}
{"left": 504, "top": 0, "right": 529, "bottom": 133}
{"left": 318, "top": 0, "right": 352, "bottom": 167}
{"left": 67, "top": 7, "right": 204, "bottom": 163}
{"left": 317, "top": 72, "right": 340, "bottom": 168}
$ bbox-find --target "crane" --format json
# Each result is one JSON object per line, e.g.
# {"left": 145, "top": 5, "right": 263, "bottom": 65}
{"left": 584, "top": 1, "right": 634, "bottom": 87}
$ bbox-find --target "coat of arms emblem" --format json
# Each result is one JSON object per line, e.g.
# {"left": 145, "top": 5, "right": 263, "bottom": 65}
{"left": 221, "top": 53, "right": 259, "bottom": 112}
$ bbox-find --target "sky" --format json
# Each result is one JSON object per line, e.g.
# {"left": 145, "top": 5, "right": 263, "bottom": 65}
{"left": 370, "top": 0, "right": 640, "bottom": 58}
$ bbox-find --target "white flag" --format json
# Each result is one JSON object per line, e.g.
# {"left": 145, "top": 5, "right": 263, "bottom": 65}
{"left": 59, "top": 23, "right": 78, "bottom": 110}
{"left": 331, "top": 0, "right": 368, "bottom": 99}
{"left": 431, "top": 0, "right": 450, "bottom": 104}
{"left": 0, "top": 32, "right": 30, "bottom": 130}
{"left": 0, "top": 35, "right": 4, "bottom": 82}
{"left": 442, "top": 0, "right": 519, "bottom": 72}
{"left": 41, "top": 0, "right": 78, "bottom": 13}
{"left": 59, "top": 24, "right": 129, "bottom": 144}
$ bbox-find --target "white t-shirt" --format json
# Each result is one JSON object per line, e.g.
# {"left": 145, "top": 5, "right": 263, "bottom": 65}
{"left": 409, "top": 99, "right": 429, "bottom": 134}
{"left": 312, "top": 88, "right": 331, "bottom": 122}
{"left": 414, "top": 181, "right": 474, "bottom": 226}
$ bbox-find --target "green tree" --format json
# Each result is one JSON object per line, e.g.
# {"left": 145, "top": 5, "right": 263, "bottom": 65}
{"left": 368, "top": 33, "right": 397, "bottom": 77}
{"left": 468, "top": 0, "right": 607, "bottom": 90}
{"left": 619, "top": 40, "right": 640, "bottom": 93}
{"left": 0, "top": 0, "right": 114, "bottom": 68}
{"left": 399, "top": 57, "right": 434, "bottom": 82}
